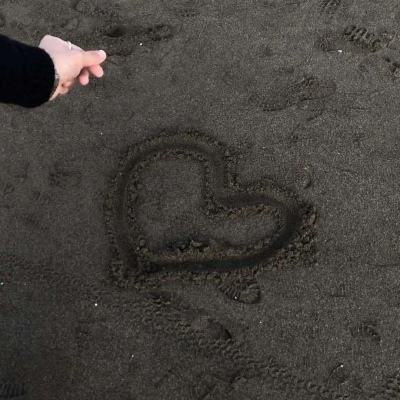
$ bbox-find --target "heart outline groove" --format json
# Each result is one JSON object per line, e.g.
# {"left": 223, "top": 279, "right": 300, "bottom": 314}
{"left": 103, "top": 130, "right": 316, "bottom": 302}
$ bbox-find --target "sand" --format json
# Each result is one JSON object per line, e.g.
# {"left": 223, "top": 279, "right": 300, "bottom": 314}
{"left": 1, "top": 0, "right": 400, "bottom": 399}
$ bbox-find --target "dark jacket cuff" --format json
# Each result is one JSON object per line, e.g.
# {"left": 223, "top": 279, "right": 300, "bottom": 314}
{"left": 19, "top": 44, "right": 56, "bottom": 108}
{"left": 0, "top": 34, "right": 55, "bottom": 108}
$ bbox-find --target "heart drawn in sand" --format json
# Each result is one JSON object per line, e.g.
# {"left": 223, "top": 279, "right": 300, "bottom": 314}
{"left": 104, "top": 131, "right": 316, "bottom": 302}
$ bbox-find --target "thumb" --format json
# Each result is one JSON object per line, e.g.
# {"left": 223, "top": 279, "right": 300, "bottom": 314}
{"left": 80, "top": 50, "right": 107, "bottom": 68}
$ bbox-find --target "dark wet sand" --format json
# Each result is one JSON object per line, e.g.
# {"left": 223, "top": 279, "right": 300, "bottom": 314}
{"left": 1, "top": 0, "right": 400, "bottom": 399}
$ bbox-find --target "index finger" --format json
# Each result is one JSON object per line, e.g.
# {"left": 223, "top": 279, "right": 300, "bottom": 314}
{"left": 70, "top": 42, "right": 106, "bottom": 76}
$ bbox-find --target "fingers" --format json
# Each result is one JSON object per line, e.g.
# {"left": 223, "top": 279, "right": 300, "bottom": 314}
{"left": 87, "top": 64, "right": 104, "bottom": 78}
{"left": 77, "top": 65, "right": 104, "bottom": 85}
{"left": 69, "top": 42, "right": 105, "bottom": 82}
{"left": 79, "top": 68, "right": 90, "bottom": 86}
{"left": 60, "top": 40, "right": 106, "bottom": 91}
{"left": 80, "top": 50, "right": 107, "bottom": 68}
{"left": 61, "top": 66, "right": 103, "bottom": 91}
{"left": 79, "top": 65, "right": 104, "bottom": 79}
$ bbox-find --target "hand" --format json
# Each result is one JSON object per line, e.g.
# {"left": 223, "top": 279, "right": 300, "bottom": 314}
{"left": 38, "top": 34, "right": 107, "bottom": 101}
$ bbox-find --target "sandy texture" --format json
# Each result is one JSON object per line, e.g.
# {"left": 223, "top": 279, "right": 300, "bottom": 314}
{"left": 1, "top": 0, "right": 400, "bottom": 399}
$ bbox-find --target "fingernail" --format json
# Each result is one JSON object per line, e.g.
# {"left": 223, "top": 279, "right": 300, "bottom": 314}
{"left": 98, "top": 50, "right": 106, "bottom": 57}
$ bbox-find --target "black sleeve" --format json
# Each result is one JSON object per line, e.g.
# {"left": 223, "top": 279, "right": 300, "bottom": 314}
{"left": 0, "top": 33, "right": 55, "bottom": 108}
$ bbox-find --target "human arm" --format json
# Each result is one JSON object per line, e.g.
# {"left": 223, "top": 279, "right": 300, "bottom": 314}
{"left": 0, "top": 33, "right": 106, "bottom": 108}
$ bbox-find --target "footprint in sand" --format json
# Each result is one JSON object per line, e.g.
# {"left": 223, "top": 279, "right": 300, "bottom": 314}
{"left": 249, "top": 74, "right": 337, "bottom": 113}
{"left": 0, "top": 382, "right": 26, "bottom": 398}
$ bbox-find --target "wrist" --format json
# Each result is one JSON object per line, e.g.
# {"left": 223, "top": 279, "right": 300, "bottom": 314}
{"left": 49, "top": 65, "right": 60, "bottom": 101}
